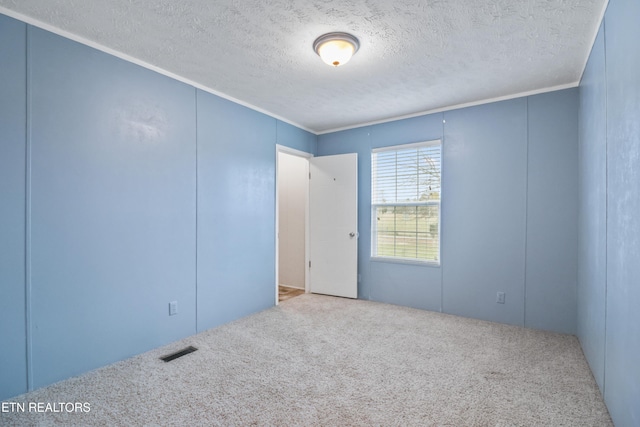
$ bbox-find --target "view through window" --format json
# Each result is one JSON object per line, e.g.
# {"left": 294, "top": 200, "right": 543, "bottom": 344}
{"left": 371, "top": 140, "right": 441, "bottom": 263}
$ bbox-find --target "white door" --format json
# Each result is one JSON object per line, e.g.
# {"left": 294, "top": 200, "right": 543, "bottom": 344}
{"left": 309, "top": 153, "right": 358, "bottom": 298}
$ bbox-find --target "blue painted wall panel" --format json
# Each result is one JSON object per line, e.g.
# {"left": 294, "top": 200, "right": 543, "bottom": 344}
{"left": 29, "top": 28, "right": 197, "bottom": 389}
{"left": 441, "top": 99, "right": 528, "bottom": 327}
{"left": 526, "top": 89, "right": 579, "bottom": 334}
{"left": 578, "top": 0, "right": 640, "bottom": 422}
{"left": 577, "top": 22, "right": 607, "bottom": 391}
{"left": 0, "top": 14, "right": 28, "bottom": 400}
{"left": 603, "top": 0, "right": 640, "bottom": 424}
{"left": 368, "top": 114, "right": 443, "bottom": 150}
{"left": 370, "top": 261, "right": 441, "bottom": 311}
{"left": 196, "top": 91, "right": 277, "bottom": 332}
{"left": 276, "top": 120, "right": 317, "bottom": 155}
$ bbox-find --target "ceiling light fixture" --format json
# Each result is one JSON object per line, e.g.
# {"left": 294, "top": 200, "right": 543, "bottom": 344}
{"left": 313, "top": 32, "right": 360, "bottom": 67}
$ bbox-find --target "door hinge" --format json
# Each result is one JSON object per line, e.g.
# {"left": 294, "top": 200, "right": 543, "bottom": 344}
{"left": 309, "top": 260, "right": 311, "bottom": 268}
{"left": 309, "top": 172, "right": 311, "bottom": 179}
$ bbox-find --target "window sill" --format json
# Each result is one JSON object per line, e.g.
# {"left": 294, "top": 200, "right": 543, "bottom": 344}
{"left": 370, "top": 256, "right": 440, "bottom": 267}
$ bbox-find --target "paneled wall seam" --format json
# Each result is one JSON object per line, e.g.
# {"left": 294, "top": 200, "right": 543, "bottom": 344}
{"left": 440, "top": 114, "right": 445, "bottom": 313}
{"left": 366, "top": 127, "right": 372, "bottom": 301}
{"left": 369, "top": 127, "right": 373, "bottom": 301}
{"left": 24, "top": 23, "right": 33, "bottom": 392}
{"left": 572, "top": 97, "right": 580, "bottom": 337}
{"left": 194, "top": 87, "right": 199, "bottom": 335}
{"left": 523, "top": 98, "right": 529, "bottom": 328}
{"left": 601, "top": 17, "right": 608, "bottom": 397}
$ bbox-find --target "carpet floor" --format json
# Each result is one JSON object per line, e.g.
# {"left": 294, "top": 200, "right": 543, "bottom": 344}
{"left": 1, "top": 294, "right": 612, "bottom": 426}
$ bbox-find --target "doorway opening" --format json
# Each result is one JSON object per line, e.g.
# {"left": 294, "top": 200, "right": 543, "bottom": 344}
{"left": 275, "top": 145, "right": 312, "bottom": 304}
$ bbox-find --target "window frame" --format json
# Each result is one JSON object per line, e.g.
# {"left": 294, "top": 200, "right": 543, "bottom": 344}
{"left": 370, "top": 139, "right": 442, "bottom": 266}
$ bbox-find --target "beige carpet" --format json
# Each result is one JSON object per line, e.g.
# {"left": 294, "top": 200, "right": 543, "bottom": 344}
{"left": 1, "top": 294, "right": 612, "bottom": 426}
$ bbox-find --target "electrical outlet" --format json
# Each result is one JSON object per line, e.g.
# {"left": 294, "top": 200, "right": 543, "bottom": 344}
{"left": 169, "top": 301, "right": 178, "bottom": 316}
{"left": 496, "top": 292, "right": 505, "bottom": 304}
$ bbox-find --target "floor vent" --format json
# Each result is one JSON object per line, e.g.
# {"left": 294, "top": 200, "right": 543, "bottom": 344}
{"left": 160, "top": 346, "right": 198, "bottom": 362}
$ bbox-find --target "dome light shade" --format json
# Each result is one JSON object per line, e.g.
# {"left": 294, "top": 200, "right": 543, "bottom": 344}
{"left": 313, "top": 32, "right": 360, "bottom": 67}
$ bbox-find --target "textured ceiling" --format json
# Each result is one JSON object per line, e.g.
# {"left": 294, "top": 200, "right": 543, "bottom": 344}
{"left": 0, "top": 0, "right": 606, "bottom": 133}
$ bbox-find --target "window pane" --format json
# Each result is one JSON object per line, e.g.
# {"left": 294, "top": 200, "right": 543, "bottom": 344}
{"left": 395, "top": 231, "right": 418, "bottom": 259}
{"left": 375, "top": 206, "right": 395, "bottom": 233}
{"left": 375, "top": 207, "right": 395, "bottom": 257}
{"left": 417, "top": 205, "right": 439, "bottom": 262}
{"left": 395, "top": 206, "right": 417, "bottom": 233}
{"left": 372, "top": 140, "right": 441, "bottom": 262}
{"left": 372, "top": 151, "right": 397, "bottom": 203}
{"left": 373, "top": 204, "right": 439, "bottom": 262}
{"left": 376, "top": 231, "right": 396, "bottom": 258}
{"left": 418, "top": 147, "right": 441, "bottom": 201}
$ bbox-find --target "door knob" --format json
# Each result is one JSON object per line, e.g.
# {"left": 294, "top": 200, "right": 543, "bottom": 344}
{"left": 349, "top": 232, "right": 356, "bottom": 238}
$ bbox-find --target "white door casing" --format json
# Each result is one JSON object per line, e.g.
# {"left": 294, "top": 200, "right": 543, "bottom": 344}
{"left": 275, "top": 144, "right": 313, "bottom": 305}
{"left": 309, "top": 153, "right": 358, "bottom": 299}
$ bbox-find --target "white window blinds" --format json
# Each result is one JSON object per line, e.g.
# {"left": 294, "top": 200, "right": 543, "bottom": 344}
{"left": 371, "top": 140, "right": 441, "bottom": 263}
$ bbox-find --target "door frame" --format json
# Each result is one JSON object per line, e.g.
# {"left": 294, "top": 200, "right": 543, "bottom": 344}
{"left": 275, "top": 144, "right": 313, "bottom": 305}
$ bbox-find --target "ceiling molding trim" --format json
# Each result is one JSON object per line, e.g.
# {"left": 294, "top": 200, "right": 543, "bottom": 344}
{"left": 0, "top": 7, "right": 317, "bottom": 135}
{"left": 316, "top": 82, "right": 579, "bottom": 135}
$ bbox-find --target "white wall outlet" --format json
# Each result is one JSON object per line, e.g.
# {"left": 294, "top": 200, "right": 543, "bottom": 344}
{"left": 169, "top": 301, "right": 178, "bottom": 316}
{"left": 496, "top": 292, "right": 505, "bottom": 304}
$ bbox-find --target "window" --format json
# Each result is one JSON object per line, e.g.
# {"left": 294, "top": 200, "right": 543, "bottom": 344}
{"left": 371, "top": 140, "right": 441, "bottom": 264}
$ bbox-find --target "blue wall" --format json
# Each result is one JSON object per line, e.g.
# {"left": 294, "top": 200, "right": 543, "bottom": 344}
{"left": 319, "top": 89, "right": 579, "bottom": 334}
{"left": 579, "top": 0, "right": 640, "bottom": 425}
{"left": 196, "top": 93, "right": 276, "bottom": 330}
{"left": 442, "top": 99, "right": 528, "bottom": 327}
{"left": 28, "top": 27, "right": 198, "bottom": 389}
{"left": 196, "top": 102, "right": 316, "bottom": 332}
{"left": 578, "top": 22, "right": 607, "bottom": 392}
{"left": 525, "top": 91, "right": 579, "bottom": 333}
{"left": 0, "top": 14, "right": 28, "bottom": 400}
{"left": 0, "top": 15, "right": 316, "bottom": 400}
